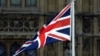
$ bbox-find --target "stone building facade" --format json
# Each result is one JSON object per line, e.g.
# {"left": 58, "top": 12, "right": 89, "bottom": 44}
{"left": 76, "top": 0, "right": 100, "bottom": 56}
{"left": 0, "top": 0, "right": 100, "bottom": 56}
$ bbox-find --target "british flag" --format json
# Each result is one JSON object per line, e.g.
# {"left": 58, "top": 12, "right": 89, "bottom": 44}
{"left": 13, "top": 3, "right": 71, "bottom": 56}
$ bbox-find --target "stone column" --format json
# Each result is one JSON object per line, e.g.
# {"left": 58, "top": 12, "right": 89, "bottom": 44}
{"left": 39, "top": 0, "right": 45, "bottom": 13}
{"left": 58, "top": 0, "right": 64, "bottom": 11}
{"left": 76, "top": 0, "right": 83, "bottom": 56}
{"left": 22, "top": 0, "right": 25, "bottom": 8}
{"left": 76, "top": 17, "right": 83, "bottom": 56}
{"left": 7, "top": 0, "right": 10, "bottom": 8}
{"left": 57, "top": 42, "right": 63, "bottom": 56}
{"left": 7, "top": 40, "right": 10, "bottom": 56}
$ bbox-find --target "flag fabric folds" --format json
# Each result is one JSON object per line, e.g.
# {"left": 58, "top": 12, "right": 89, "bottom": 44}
{"left": 13, "top": 3, "right": 71, "bottom": 56}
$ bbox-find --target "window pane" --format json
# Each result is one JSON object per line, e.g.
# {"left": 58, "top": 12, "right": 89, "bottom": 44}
{"left": 0, "top": 43, "right": 6, "bottom": 56}
{"left": 98, "top": 18, "right": 100, "bottom": 32}
{"left": 10, "top": 0, "right": 21, "bottom": 6}
{"left": 82, "top": 18, "right": 91, "bottom": 33}
{"left": 25, "top": 0, "right": 37, "bottom": 7}
{"left": 10, "top": 43, "right": 21, "bottom": 56}
{"left": 0, "top": 0, "right": 6, "bottom": 6}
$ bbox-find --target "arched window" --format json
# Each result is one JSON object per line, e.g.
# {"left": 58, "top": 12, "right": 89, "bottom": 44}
{"left": 10, "top": 0, "right": 21, "bottom": 7}
{"left": 10, "top": 42, "right": 21, "bottom": 56}
{"left": 25, "top": 0, "right": 37, "bottom": 7}
{"left": 0, "top": 0, "right": 6, "bottom": 6}
{"left": 0, "top": 43, "right": 6, "bottom": 56}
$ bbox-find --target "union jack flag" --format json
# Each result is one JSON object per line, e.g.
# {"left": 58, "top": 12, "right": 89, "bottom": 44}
{"left": 13, "top": 3, "right": 71, "bottom": 56}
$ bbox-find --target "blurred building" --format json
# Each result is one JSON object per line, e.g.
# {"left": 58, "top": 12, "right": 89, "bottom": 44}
{"left": 0, "top": 0, "right": 100, "bottom": 56}
{"left": 0, "top": 0, "right": 68, "bottom": 56}
{"left": 76, "top": 0, "right": 100, "bottom": 56}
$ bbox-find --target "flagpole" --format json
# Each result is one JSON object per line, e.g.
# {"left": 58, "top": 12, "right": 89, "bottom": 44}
{"left": 71, "top": 0, "right": 75, "bottom": 56}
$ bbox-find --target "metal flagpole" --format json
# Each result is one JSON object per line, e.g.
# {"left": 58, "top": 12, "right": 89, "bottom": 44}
{"left": 71, "top": 0, "right": 75, "bottom": 56}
